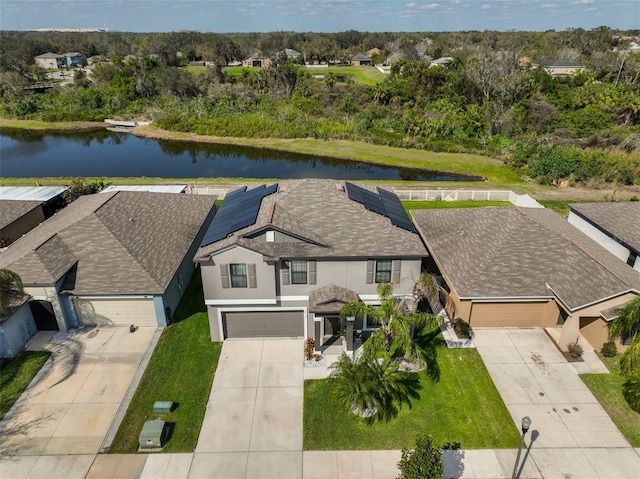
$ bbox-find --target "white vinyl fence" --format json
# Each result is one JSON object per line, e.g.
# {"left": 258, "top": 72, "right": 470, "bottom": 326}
{"left": 188, "top": 185, "right": 543, "bottom": 208}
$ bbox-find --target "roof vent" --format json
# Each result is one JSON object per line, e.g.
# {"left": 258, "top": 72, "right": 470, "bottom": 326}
{"left": 278, "top": 184, "right": 287, "bottom": 193}
{"left": 335, "top": 183, "right": 345, "bottom": 192}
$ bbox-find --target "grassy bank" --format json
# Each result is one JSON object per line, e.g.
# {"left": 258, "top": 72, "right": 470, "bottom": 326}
{"left": 132, "top": 125, "right": 521, "bottom": 183}
{"left": 581, "top": 356, "right": 640, "bottom": 447}
{"left": 0, "top": 351, "right": 51, "bottom": 421}
{"left": 304, "top": 346, "right": 520, "bottom": 450}
{"left": 0, "top": 119, "right": 105, "bottom": 131}
{"left": 107, "top": 271, "right": 221, "bottom": 453}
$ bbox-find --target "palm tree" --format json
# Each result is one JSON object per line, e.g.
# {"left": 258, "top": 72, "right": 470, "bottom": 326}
{"left": 340, "top": 277, "right": 442, "bottom": 367}
{"left": 330, "top": 353, "right": 421, "bottom": 422}
{"left": 0, "top": 268, "right": 24, "bottom": 313}
{"left": 608, "top": 295, "right": 640, "bottom": 377}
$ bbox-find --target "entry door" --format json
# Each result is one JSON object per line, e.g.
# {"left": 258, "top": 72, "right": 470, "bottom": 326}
{"left": 30, "top": 301, "right": 59, "bottom": 331}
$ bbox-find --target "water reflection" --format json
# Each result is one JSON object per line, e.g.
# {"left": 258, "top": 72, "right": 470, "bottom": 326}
{"left": 0, "top": 128, "right": 482, "bottom": 181}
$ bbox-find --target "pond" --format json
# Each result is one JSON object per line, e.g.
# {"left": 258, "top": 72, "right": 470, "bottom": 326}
{"left": 0, "top": 128, "right": 481, "bottom": 181}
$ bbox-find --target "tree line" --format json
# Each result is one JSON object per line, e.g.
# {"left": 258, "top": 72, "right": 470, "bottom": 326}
{"left": 1, "top": 28, "right": 639, "bottom": 186}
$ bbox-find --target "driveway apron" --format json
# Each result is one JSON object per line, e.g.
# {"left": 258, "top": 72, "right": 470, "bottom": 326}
{"left": 194, "top": 339, "right": 303, "bottom": 479}
{"left": 473, "top": 328, "right": 629, "bottom": 449}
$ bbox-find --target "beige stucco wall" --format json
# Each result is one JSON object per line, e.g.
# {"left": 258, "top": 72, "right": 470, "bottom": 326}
{"left": 558, "top": 292, "right": 638, "bottom": 351}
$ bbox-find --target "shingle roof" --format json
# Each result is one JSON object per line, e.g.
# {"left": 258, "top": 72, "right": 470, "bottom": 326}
{"left": 569, "top": 202, "right": 640, "bottom": 254}
{"left": 351, "top": 54, "right": 371, "bottom": 61}
{"left": 0, "top": 200, "right": 42, "bottom": 230}
{"left": 195, "top": 179, "right": 426, "bottom": 262}
{"left": 309, "top": 284, "right": 359, "bottom": 314}
{"left": 541, "top": 59, "right": 584, "bottom": 67}
{"left": 0, "top": 192, "right": 216, "bottom": 295}
{"left": 411, "top": 207, "right": 640, "bottom": 311}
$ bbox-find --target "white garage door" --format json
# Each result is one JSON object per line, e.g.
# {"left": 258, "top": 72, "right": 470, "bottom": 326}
{"left": 223, "top": 311, "right": 304, "bottom": 339}
{"left": 74, "top": 298, "right": 158, "bottom": 326}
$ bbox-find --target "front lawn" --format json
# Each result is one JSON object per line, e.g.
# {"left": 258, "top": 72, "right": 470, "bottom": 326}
{"left": 107, "top": 270, "right": 222, "bottom": 453}
{"left": 304, "top": 345, "right": 520, "bottom": 450}
{"left": 580, "top": 356, "right": 640, "bottom": 446}
{"left": 0, "top": 351, "right": 51, "bottom": 421}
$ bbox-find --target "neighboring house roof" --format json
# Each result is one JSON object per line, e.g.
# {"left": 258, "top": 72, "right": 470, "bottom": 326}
{"left": 0, "top": 186, "right": 67, "bottom": 202}
{"left": 309, "top": 284, "right": 359, "bottom": 314}
{"left": 284, "top": 49, "right": 301, "bottom": 58}
{"left": 540, "top": 59, "right": 585, "bottom": 67}
{"left": 351, "top": 54, "right": 371, "bottom": 62}
{"left": 35, "top": 52, "right": 64, "bottom": 59}
{"left": 101, "top": 185, "right": 187, "bottom": 194}
{"left": 411, "top": 207, "right": 640, "bottom": 311}
{"left": 64, "top": 52, "right": 85, "bottom": 57}
{"left": 569, "top": 202, "right": 640, "bottom": 254}
{"left": 386, "top": 51, "right": 404, "bottom": 64}
{"left": 243, "top": 52, "right": 267, "bottom": 61}
{"left": 430, "top": 57, "right": 454, "bottom": 66}
{"left": 195, "top": 179, "right": 426, "bottom": 262}
{"left": 0, "top": 200, "right": 43, "bottom": 230}
{"left": 1, "top": 191, "right": 216, "bottom": 295}
{"left": 0, "top": 287, "right": 31, "bottom": 324}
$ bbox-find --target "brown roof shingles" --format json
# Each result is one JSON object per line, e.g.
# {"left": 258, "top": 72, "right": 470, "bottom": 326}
{"left": 411, "top": 207, "right": 640, "bottom": 311}
{"left": 195, "top": 179, "right": 426, "bottom": 262}
{"left": 0, "top": 200, "right": 43, "bottom": 231}
{"left": 569, "top": 202, "right": 640, "bottom": 253}
{"left": 0, "top": 192, "right": 216, "bottom": 295}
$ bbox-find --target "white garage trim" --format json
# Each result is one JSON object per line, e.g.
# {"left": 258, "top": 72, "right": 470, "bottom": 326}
{"left": 217, "top": 307, "right": 307, "bottom": 340}
{"left": 74, "top": 297, "right": 158, "bottom": 326}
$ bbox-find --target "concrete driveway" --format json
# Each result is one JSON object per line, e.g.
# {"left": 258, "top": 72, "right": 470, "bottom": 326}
{"left": 0, "top": 326, "right": 157, "bottom": 458}
{"left": 194, "top": 339, "right": 303, "bottom": 479}
{"left": 473, "top": 328, "right": 628, "bottom": 449}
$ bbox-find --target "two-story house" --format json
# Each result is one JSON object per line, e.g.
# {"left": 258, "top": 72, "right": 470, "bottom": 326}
{"left": 194, "top": 179, "right": 428, "bottom": 347}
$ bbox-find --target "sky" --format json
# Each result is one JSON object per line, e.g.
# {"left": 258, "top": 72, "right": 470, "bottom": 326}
{"left": 1, "top": 0, "right": 638, "bottom": 33}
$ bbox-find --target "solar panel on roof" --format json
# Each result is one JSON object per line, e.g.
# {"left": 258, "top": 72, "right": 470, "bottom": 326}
{"left": 344, "top": 182, "right": 416, "bottom": 234}
{"left": 199, "top": 183, "right": 278, "bottom": 247}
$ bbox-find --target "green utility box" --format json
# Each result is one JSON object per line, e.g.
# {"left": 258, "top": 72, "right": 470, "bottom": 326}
{"left": 138, "top": 420, "right": 167, "bottom": 450}
{"left": 153, "top": 401, "right": 174, "bottom": 414}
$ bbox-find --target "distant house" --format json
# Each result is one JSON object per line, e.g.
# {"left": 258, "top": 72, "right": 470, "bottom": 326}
{"left": 535, "top": 59, "right": 586, "bottom": 77}
{"left": 412, "top": 207, "right": 640, "bottom": 353}
{"left": 567, "top": 202, "right": 640, "bottom": 272}
{"left": 385, "top": 51, "right": 404, "bottom": 65}
{"left": 0, "top": 186, "right": 67, "bottom": 247}
{"left": 430, "top": 57, "right": 454, "bottom": 68}
{"left": 366, "top": 47, "right": 381, "bottom": 57}
{"left": 64, "top": 52, "right": 87, "bottom": 67}
{"left": 242, "top": 52, "right": 272, "bottom": 68}
{"left": 194, "top": 179, "right": 426, "bottom": 347}
{"left": 1, "top": 191, "right": 216, "bottom": 349}
{"left": 283, "top": 48, "right": 301, "bottom": 59}
{"left": 34, "top": 52, "right": 66, "bottom": 69}
{"left": 350, "top": 53, "right": 372, "bottom": 66}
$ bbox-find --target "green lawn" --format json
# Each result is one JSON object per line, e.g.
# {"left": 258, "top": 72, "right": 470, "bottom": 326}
{"left": 107, "top": 270, "right": 222, "bottom": 453}
{"left": 320, "top": 65, "right": 386, "bottom": 85}
{"left": 580, "top": 356, "right": 640, "bottom": 446}
{"left": 0, "top": 351, "right": 51, "bottom": 421}
{"left": 304, "top": 345, "right": 520, "bottom": 450}
{"left": 404, "top": 200, "right": 511, "bottom": 211}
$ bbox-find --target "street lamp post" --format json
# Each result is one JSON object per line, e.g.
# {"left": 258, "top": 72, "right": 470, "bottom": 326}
{"left": 511, "top": 416, "right": 531, "bottom": 479}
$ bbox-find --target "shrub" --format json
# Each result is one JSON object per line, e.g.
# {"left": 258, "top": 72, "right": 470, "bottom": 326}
{"left": 601, "top": 341, "right": 617, "bottom": 358}
{"left": 622, "top": 375, "right": 640, "bottom": 414}
{"left": 304, "top": 337, "right": 315, "bottom": 360}
{"left": 568, "top": 341, "right": 584, "bottom": 359}
{"left": 453, "top": 319, "right": 471, "bottom": 339}
{"left": 397, "top": 433, "right": 444, "bottom": 479}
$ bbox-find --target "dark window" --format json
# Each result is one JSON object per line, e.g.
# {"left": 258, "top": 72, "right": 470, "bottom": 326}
{"left": 375, "top": 260, "right": 392, "bottom": 283}
{"left": 291, "top": 260, "right": 307, "bottom": 284}
{"left": 627, "top": 251, "right": 638, "bottom": 268}
{"left": 230, "top": 263, "right": 247, "bottom": 288}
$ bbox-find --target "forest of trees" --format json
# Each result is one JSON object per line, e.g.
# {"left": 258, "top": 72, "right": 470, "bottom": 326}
{"left": 1, "top": 28, "right": 639, "bottom": 186}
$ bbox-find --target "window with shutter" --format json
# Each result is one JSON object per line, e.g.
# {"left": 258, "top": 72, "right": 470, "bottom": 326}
{"left": 281, "top": 261, "right": 290, "bottom": 285}
{"left": 220, "top": 263, "right": 230, "bottom": 288}
{"left": 291, "top": 260, "right": 307, "bottom": 284}
{"left": 391, "top": 260, "right": 401, "bottom": 282}
{"left": 230, "top": 263, "right": 247, "bottom": 288}
{"left": 248, "top": 263, "right": 257, "bottom": 288}
{"left": 375, "top": 260, "right": 392, "bottom": 283}
{"left": 366, "top": 260, "right": 375, "bottom": 284}
{"left": 308, "top": 260, "right": 317, "bottom": 285}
